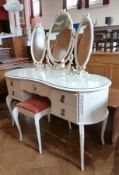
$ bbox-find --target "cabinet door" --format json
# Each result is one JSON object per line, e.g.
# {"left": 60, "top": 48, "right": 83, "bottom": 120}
{"left": 110, "top": 64, "right": 119, "bottom": 89}
{"left": 86, "top": 63, "right": 109, "bottom": 77}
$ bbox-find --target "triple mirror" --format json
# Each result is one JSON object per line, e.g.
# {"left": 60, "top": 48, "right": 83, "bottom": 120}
{"left": 30, "top": 10, "right": 94, "bottom": 73}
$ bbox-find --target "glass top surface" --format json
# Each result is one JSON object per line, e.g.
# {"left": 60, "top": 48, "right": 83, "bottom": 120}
{"left": 5, "top": 67, "right": 111, "bottom": 92}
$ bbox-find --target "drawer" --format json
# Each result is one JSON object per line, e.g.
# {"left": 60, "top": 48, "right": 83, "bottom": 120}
{"left": 6, "top": 78, "right": 22, "bottom": 100}
{"left": 20, "top": 80, "right": 51, "bottom": 98}
{"left": 51, "top": 89, "right": 78, "bottom": 107}
{"left": 51, "top": 101, "right": 78, "bottom": 124}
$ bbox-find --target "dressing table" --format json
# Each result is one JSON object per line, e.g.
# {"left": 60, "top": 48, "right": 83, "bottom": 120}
{"left": 5, "top": 11, "right": 111, "bottom": 171}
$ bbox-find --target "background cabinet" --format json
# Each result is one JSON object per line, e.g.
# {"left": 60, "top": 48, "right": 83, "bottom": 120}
{"left": 2, "top": 36, "right": 28, "bottom": 58}
{"left": 86, "top": 53, "right": 119, "bottom": 89}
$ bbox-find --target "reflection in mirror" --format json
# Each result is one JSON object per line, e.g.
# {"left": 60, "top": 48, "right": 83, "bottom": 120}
{"left": 47, "top": 10, "right": 74, "bottom": 67}
{"left": 74, "top": 14, "right": 93, "bottom": 72}
{"left": 31, "top": 23, "right": 46, "bottom": 66}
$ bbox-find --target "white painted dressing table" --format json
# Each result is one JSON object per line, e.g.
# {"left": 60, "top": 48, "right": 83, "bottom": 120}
{"left": 5, "top": 66, "right": 111, "bottom": 171}
{"left": 5, "top": 10, "right": 112, "bottom": 171}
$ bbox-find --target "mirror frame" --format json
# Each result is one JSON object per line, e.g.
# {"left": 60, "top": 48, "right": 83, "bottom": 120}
{"left": 74, "top": 14, "right": 94, "bottom": 72}
{"left": 31, "top": 23, "right": 46, "bottom": 66}
{"left": 46, "top": 10, "right": 74, "bottom": 67}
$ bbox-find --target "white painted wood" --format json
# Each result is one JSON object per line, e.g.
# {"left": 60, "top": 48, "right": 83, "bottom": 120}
{"left": 101, "top": 113, "right": 109, "bottom": 145}
{"left": 12, "top": 107, "right": 23, "bottom": 141}
{"left": 51, "top": 88, "right": 78, "bottom": 107}
{"left": 79, "top": 124, "right": 84, "bottom": 171}
{"left": 6, "top": 95, "right": 14, "bottom": 126}
{"left": 5, "top": 67, "right": 111, "bottom": 171}
{"left": 6, "top": 78, "right": 22, "bottom": 100}
{"left": 12, "top": 105, "right": 51, "bottom": 153}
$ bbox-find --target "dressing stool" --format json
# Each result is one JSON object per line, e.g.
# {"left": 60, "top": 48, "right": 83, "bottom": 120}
{"left": 12, "top": 96, "right": 51, "bottom": 153}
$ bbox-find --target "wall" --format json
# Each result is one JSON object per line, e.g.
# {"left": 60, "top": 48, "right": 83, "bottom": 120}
{"left": 32, "top": 0, "right": 119, "bottom": 29}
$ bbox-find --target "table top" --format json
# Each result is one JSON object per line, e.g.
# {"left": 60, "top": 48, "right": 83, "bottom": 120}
{"left": 5, "top": 67, "right": 111, "bottom": 92}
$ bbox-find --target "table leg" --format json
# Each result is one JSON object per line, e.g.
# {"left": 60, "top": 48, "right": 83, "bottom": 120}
{"left": 79, "top": 124, "right": 84, "bottom": 171}
{"left": 6, "top": 95, "right": 14, "bottom": 126}
{"left": 101, "top": 110, "right": 109, "bottom": 145}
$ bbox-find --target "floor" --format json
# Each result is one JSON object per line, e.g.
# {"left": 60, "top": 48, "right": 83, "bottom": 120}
{"left": 0, "top": 101, "right": 119, "bottom": 175}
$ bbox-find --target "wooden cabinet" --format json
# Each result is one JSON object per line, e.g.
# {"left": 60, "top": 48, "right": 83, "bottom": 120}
{"left": 86, "top": 62, "right": 109, "bottom": 77}
{"left": 86, "top": 52, "right": 119, "bottom": 89}
{"left": 2, "top": 36, "right": 28, "bottom": 58}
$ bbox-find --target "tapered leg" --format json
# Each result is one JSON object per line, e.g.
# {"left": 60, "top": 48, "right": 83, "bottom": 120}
{"left": 6, "top": 95, "right": 14, "bottom": 126}
{"left": 34, "top": 115, "right": 42, "bottom": 153}
{"left": 12, "top": 107, "right": 23, "bottom": 141}
{"left": 101, "top": 117, "right": 108, "bottom": 145}
{"left": 79, "top": 124, "right": 85, "bottom": 171}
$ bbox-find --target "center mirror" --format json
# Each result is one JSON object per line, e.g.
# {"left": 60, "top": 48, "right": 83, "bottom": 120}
{"left": 47, "top": 10, "right": 73, "bottom": 66}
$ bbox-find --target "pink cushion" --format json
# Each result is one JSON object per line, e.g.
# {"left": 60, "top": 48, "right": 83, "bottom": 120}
{"left": 17, "top": 96, "right": 51, "bottom": 114}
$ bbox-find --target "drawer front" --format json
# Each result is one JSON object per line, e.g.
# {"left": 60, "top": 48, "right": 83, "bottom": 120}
{"left": 51, "top": 101, "right": 78, "bottom": 124}
{"left": 51, "top": 89, "right": 78, "bottom": 107}
{"left": 6, "top": 78, "right": 22, "bottom": 100}
{"left": 20, "top": 80, "right": 51, "bottom": 98}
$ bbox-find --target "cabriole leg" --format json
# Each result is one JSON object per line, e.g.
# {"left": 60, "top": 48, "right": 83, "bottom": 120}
{"left": 12, "top": 107, "right": 23, "bottom": 141}
{"left": 6, "top": 95, "right": 14, "bottom": 126}
{"left": 101, "top": 117, "right": 108, "bottom": 145}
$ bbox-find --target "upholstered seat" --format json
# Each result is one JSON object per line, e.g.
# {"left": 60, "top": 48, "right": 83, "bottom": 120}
{"left": 17, "top": 96, "right": 51, "bottom": 113}
{"left": 12, "top": 96, "right": 51, "bottom": 153}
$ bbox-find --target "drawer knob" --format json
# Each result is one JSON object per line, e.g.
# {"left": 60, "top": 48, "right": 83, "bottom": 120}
{"left": 60, "top": 95, "right": 65, "bottom": 103}
{"left": 61, "top": 108, "right": 65, "bottom": 116}
{"left": 10, "top": 81, "right": 13, "bottom": 87}
{"left": 12, "top": 91, "right": 15, "bottom": 96}
{"left": 34, "top": 86, "right": 37, "bottom": 91}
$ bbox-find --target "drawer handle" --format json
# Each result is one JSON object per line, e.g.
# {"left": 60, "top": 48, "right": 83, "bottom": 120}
{"left": 12, "top": 91, "right": 15, "bottom": 96}
{"left": 10, "top": 81, "right": 13, "bottom": 87}
{"left": 61, "top": 108, "right": 65, "bottom": 116}
{"left": 60, "top": 95, "right": 65, "bottom": 103}
{"left": 34, "top": 86, "right": 37, "bottom": 91}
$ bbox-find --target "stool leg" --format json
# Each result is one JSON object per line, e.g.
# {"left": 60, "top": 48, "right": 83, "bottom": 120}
{"left": 68, "top": 121, "right": 72, "bottom": 129}
{"left": 34, "top": 115, "right": 42, "bottom": 153}
{"left": 12, "top": 107, "right": 23, "bottom": 141}
{"left": 48, "top": 114, "right": 50, "bottom": 123}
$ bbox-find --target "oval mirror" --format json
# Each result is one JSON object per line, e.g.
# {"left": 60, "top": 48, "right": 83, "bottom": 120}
{"left": 74, "top": 14, "right": 93, "bottom": 71}
{"left": 31, "top": 23, "right": 46, "bottom": 65}
{"left": 47, "top": 10, "right": 73, "bottom": 65}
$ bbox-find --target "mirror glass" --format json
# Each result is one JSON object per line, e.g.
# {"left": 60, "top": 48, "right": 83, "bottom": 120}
{"left": 47, "top": 11, "right": 73, "bottom": 64}
{"left": 74, "top": 15, "right": 93, "bottom": 71}
{"left": 31, "top": 24, "right": 45, "bottom": 64}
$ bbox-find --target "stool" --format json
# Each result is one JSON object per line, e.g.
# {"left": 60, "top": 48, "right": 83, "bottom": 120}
{"left": 12, "top": 96, "right": 51, "bottom": 153}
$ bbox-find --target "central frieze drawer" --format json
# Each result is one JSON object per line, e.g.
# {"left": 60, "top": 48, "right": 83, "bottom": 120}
{"left": 20, "top": 80, "right": 51, "bottom": 98}
{"left": 51, "top": 89, "right": 78, "bottom": 107}
{"left": 51, "top": 101, "right": 78, "bottom": 124}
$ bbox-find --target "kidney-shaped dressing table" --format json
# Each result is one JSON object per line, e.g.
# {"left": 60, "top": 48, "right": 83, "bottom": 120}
{"left": 5, "top": 11, "right": 111, "bottom": 171}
